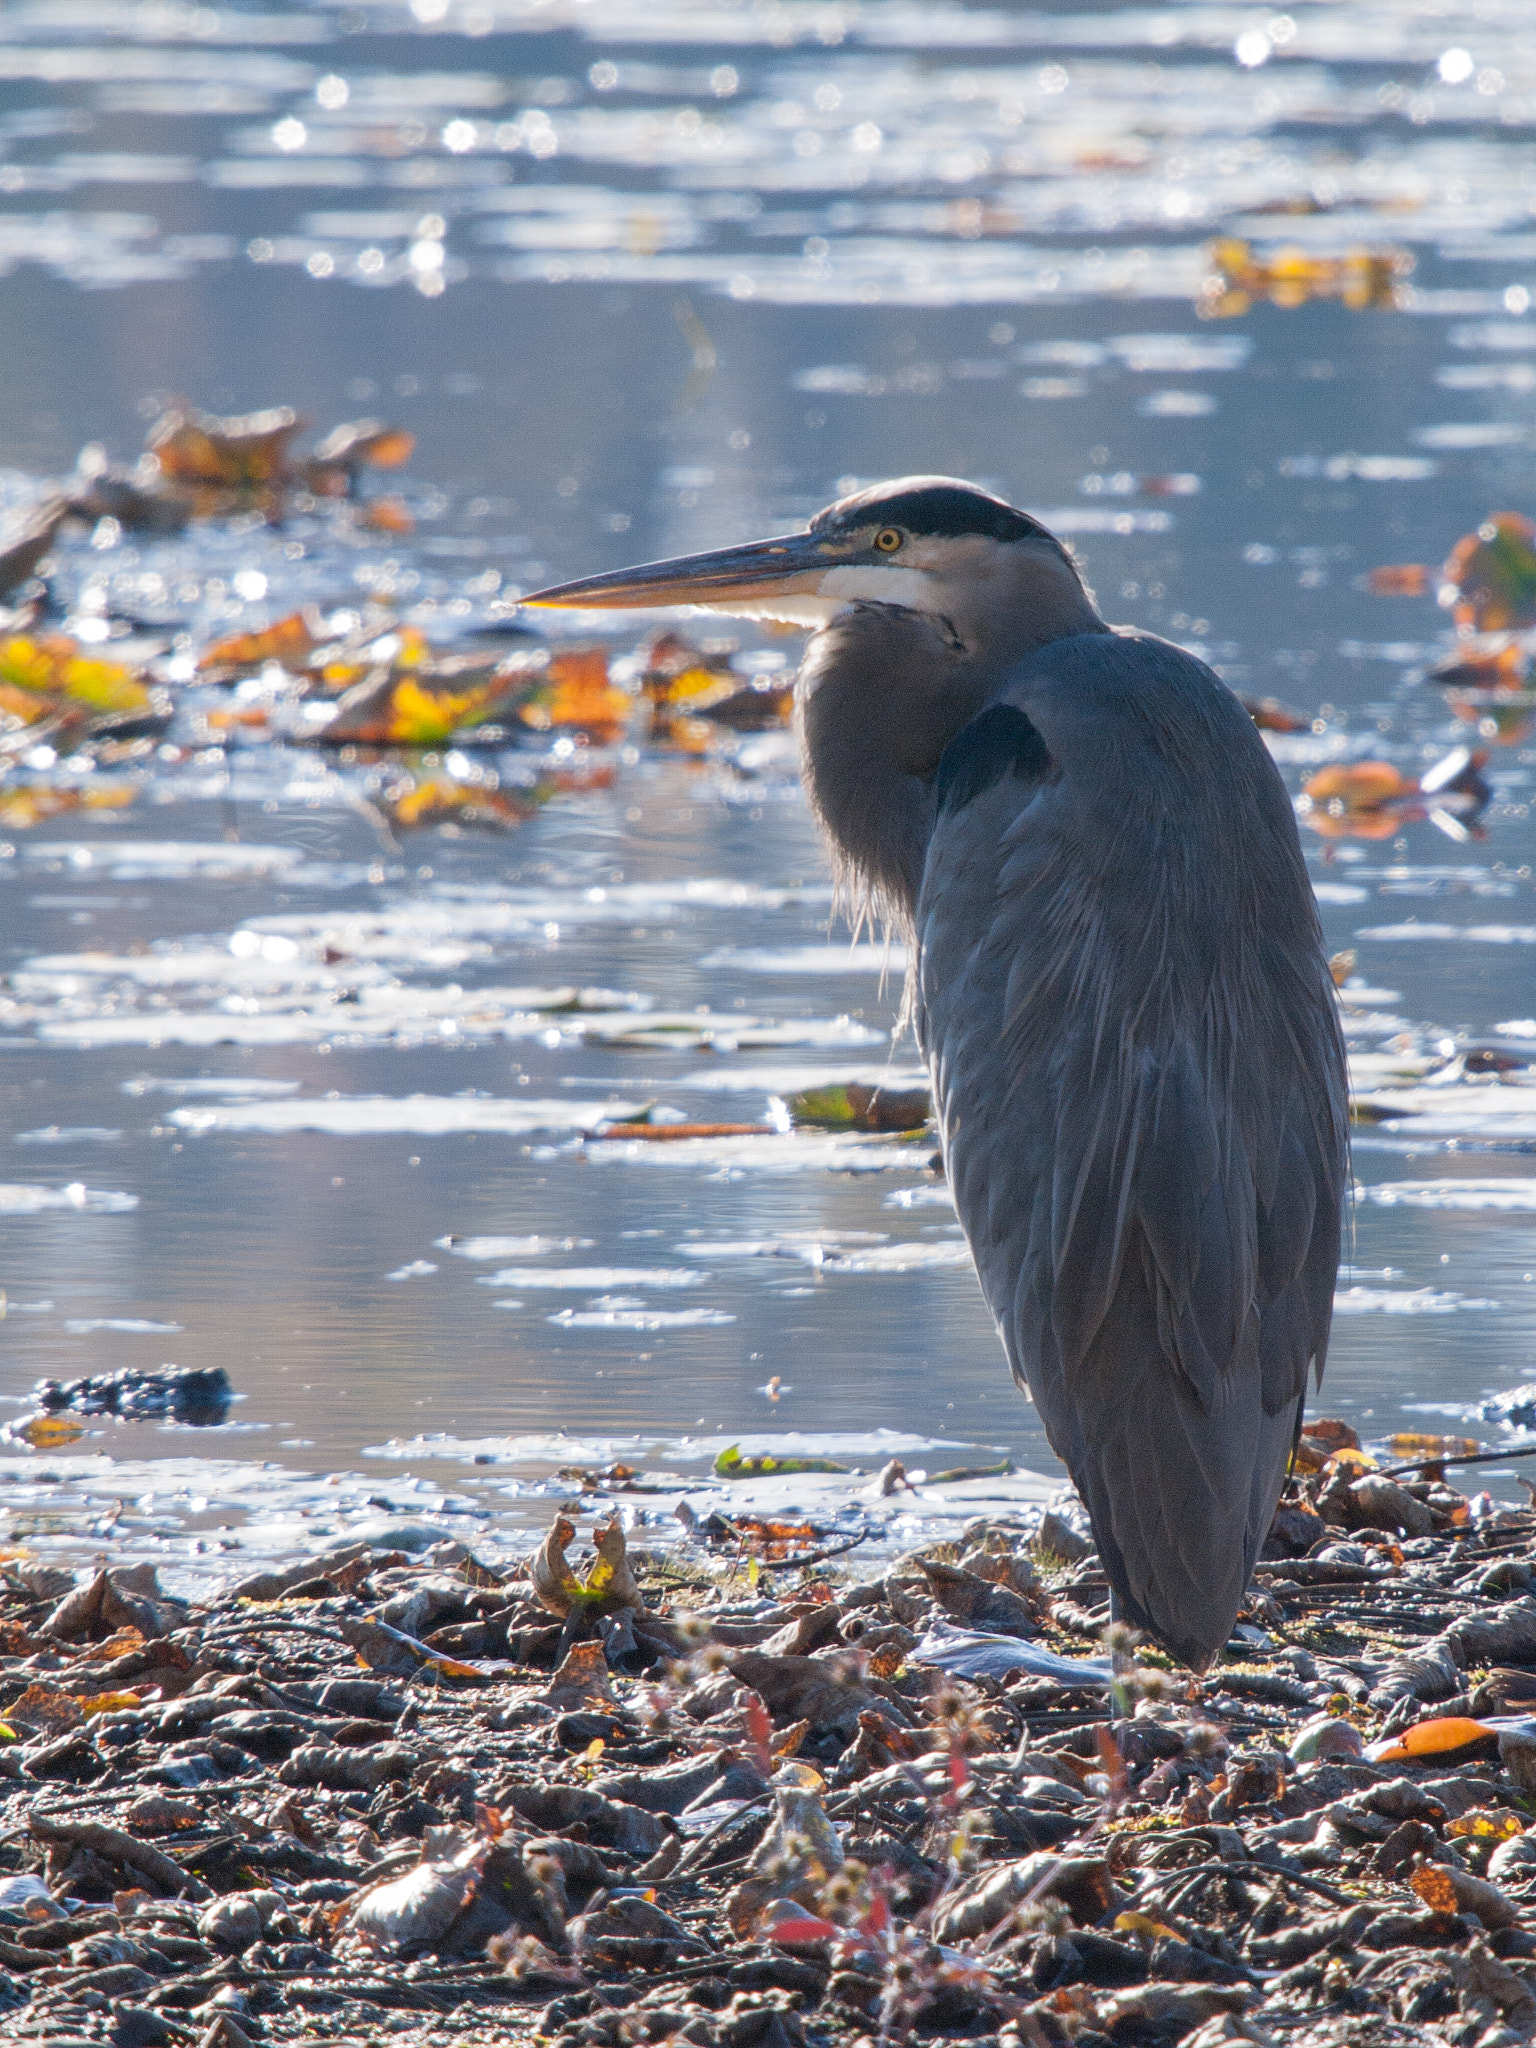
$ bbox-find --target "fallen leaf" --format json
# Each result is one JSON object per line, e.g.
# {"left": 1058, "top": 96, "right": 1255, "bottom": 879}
{"left": 713, "top": 1445, "right": 849, "bottom": 1479}
{"left": 1442, "top": 514, "right": 1536, "bottom": 633}
{"left": 8, "top": 1413, "right": 85, "bottom": 1449}
{"left": 1367, "top": 1716, "right": 1495, "bottom": 1763}
{"left": 1367, "top": 563, "right": 1432, "bottom": 597}
{"left": 0, "top": 634, "right": 151, "bottom": 718}
{"left": 1447, "top": 1809, "right": 1525, "bottom": 1842}
{"left": 787, "top": 1082, "right": 931, "bottom": 1133}
{"left": 199, "top": 607, "right": 324, "bottom": 679}
{"left": 1200, "top": 237, "right": 1412, "bottom": 318}
{"left": 519, "top": 647, "right": 633, "bottom": 742}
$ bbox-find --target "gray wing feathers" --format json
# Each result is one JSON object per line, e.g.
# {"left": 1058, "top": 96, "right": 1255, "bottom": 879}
{"left": 917, "top": 632, "right": 1346, "bottom": 1669}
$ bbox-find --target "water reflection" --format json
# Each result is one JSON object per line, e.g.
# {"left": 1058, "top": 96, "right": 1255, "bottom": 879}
{"left": 0, "top": 0, "right": 1534, "bottom": 1579}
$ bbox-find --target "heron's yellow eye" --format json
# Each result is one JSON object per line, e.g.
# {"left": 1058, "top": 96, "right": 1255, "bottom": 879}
{"left": 873, "top": 527, "right": 903, "bottom": 553}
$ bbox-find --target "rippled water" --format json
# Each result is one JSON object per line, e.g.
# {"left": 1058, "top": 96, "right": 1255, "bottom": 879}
{"left": 2, "top": 0, "right": 1536, "bottom": 1581}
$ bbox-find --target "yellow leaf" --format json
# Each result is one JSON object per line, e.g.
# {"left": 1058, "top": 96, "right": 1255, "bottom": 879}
{"left": 583, "top": 1516, "right": 642, "bottom": 1610}
{"left": 1448, "top": 1809, "right": 1524, "bottom": 1842}
{"left": 386, "top": 675, "right": 503, "bottom": 745}
{"left": 1115, "top": 1910, "right": 1182, "bottom": 1944}
{"left": 12, "top": 1413, "right": 84, "bottom": 1449}
{"left": 1387, "top": 1433, "right": 1482, "bottom": 1460}
{"left": 0, "top": 634, "right": 148, "bottom": 715}
{"left": 79, "top": 1690, "right": 145, "bottom": 1719}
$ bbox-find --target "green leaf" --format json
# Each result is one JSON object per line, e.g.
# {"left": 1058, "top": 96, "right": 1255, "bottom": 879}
{"left": 712, "top": 1444, "right": 849, "bottom": 1478}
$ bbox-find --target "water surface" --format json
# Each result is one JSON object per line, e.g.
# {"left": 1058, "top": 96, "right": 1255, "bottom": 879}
{"left": 2, "top": 0, "right": 1536, "bottom": 1579}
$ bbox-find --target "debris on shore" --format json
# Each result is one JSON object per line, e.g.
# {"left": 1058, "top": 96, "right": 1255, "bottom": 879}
{"left": 3, "top": 1439, "right": 1536, "bottom": 2048}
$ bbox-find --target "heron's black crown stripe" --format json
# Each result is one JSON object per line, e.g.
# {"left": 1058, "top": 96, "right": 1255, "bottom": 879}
{"left": 814, "top": 483, "right": 1053, "bottom": 545}
{"left": 934, "top": 704, "right": 1054, "bottom": 813}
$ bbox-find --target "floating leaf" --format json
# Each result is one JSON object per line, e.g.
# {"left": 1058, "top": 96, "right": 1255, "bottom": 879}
{"left": 927, "top": 1458, "right": 1015, "bottom": 1484}
{"left": 323, "top": 654, "right": 539, "bottom": 747}
{"left": 1200, "top": 237, "right": 1412, "bottom": 318}
{"left": 199, "top": 608, "right": 323, "bottom": 679}
{"left": 1387, "top": 1433, "right": 1482, "bottom": 1461}
{"left": 786, "top": 1082, "right": 931, "bottom": 1133}
{"left": 8, "top": 1413, "right": 85, "bottom": 1449}
{"left": 1367, "top": 563, "right": 1432, "bottom": 597}
{"left": 0, "top": 634, "right": 151, "bottom": 717}
{"left": 365, "top": 496, "right": 414, "bottom": 535}
{"left": 1443, "top": 514, "right": 1536, "bottom": 633}
{"left": 1239, "top": 693, "right": 1308, "bottom": 733}
{"left": 713, "top": 1444, "right": 850, "bottom": 1479}
{"left": 0, "top": 783, "right": 137, "bottom": 830}
{"left": 149, "top": 401, "right": 305, "bottom": 489}
{"left": 519, "top": 647, "right": 633, "bottom": 742}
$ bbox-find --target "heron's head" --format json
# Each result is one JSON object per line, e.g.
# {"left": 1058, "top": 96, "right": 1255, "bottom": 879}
{"left": 522, "top": 475, "right": 1097, "bottom": 648}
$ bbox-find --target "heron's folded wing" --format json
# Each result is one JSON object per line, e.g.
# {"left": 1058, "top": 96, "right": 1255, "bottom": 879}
{"left": 916, "top": 633, "right": 1347, "bottom": 1663}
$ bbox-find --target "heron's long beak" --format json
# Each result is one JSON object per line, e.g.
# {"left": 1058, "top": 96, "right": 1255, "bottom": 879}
{"left": 521, "top": 530, "right": 832, "bottom": 612}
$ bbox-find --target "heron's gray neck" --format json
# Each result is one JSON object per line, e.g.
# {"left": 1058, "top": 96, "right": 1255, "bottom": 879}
{"left": 797, "top": 564, "right": 1104, "bottom": 930}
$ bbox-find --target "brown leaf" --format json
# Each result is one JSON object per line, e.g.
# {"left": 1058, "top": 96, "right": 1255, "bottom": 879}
{"left": 542, "top": 1640, "right": 615, "bottom": 1710}
{"left": 531, "top": 1515, "right": 584, "bottom": 1617}
{"left": 1410, "top": 1861, "right": 1460, "bottom": 1914}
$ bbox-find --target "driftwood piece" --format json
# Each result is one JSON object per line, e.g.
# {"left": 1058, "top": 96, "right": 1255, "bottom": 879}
{"left": 29, "top": 1812, "right": 211, "bottom": 1900}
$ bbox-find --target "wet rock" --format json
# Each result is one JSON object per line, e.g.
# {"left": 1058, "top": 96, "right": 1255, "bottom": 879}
{"left": 197, "top": 1897, "right": 263, "bottom": 1954}
{"left": 570, "top": 1894, "right": 706, "bottom": 1969}
{"left": 35, "top": 1364, "right": 232, "bottom": 1426}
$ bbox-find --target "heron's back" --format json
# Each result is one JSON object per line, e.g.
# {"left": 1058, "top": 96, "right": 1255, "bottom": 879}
{"left": 915, "top": 631, "right": 1346, "bottom": 1668}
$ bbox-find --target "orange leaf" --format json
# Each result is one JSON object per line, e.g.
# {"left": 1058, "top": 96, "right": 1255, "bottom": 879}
{"left": 199, "top": 608, "right": 322, "bottom": 676}
{"left": 1411, "top": 1863, "right": 1460, "bottom": 1914}
{"left": 1368, "top": 564, "right": 1431, "bottom": 597}
{"left": 1367, "top": 1716, "right": 1493, "bottom": 1763}
{"left": 365, "top": 496, "right": 414, "bottom": 534}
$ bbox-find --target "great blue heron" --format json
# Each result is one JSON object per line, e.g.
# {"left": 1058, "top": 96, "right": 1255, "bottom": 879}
{"left": 526, "top": 476, "right": 1348, "bottom": 1670}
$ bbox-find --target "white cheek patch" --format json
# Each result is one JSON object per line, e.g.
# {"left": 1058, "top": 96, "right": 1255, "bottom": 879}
{"left": 685, "top": 563, "right": 939, "bottom": 629}
{"left": 817, "top": 564, "right": 940, "bottom": 611}
{"left": 691, "top": 596, "right": 842, "bottom": 627}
